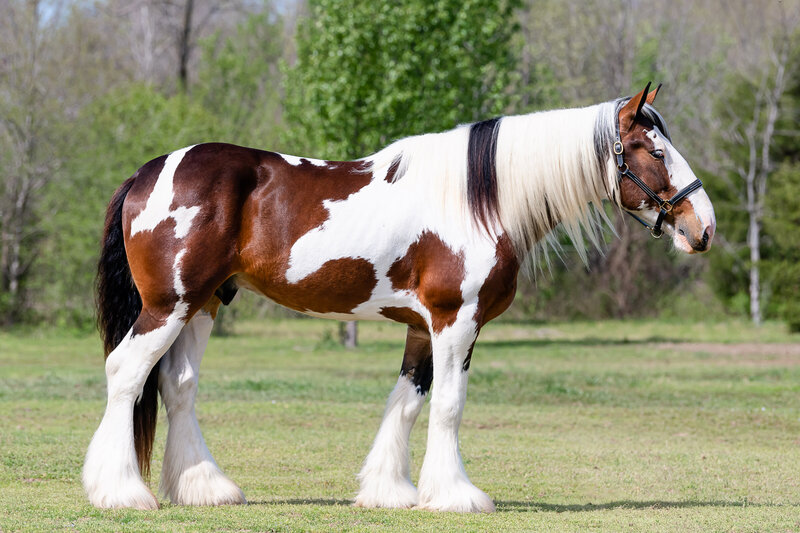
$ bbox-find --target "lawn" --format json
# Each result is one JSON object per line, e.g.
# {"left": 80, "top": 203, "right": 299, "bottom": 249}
{"left": 1, "top": 318, "right": 799, "bottom": 532}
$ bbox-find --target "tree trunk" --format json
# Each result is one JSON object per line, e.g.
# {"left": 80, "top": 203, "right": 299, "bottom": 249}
{"left": 178, "top": 0, "right": 194, "bottom": 91}
{"left": 339, "top": 321, "right": 357, "bottom": 348}
{"left": 747, "top": 212, "right": 761, "bottom": 326}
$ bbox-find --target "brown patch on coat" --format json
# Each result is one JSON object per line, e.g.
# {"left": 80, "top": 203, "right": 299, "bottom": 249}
{"left": 617, "top": 124, "right": 702, "bottom": 238}
{"left": 124, "top": 217, "right": 182, "bottom": 329}
{"left": 474, "top": 235, "right": 519, "bottom": 328}
{"left": 379, "top": 306, "right": 427, "bottom": 330}
{"left": 233, "top": 147, "right": 377, "bottom": 314}
{"left": 241, "top": 257, "right": 377, "bottom": 314}
{"left": 618, "top": 121, "right": 681, "bottom": 212}
{"left": 387, "top": 231, "right": 466, "bottom": 333}
{"left": 202, "top": 297, "right": 222, "bottom": 319}
{"left": 236, "top": 149, "right": 372, "bottom": 258}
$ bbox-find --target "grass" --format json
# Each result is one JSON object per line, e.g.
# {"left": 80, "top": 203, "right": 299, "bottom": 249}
{"left": 1, "top": 318, "right": 800, "bottom": 532}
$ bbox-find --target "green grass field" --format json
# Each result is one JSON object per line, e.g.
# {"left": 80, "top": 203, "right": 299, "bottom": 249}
{"left": 2, "top": 318, "right": 800, "bottom": 532}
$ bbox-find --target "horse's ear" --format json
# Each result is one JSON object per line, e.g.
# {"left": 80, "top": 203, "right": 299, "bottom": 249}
{"left": 618, "top": 82, "right": 651, "bottom": 134}
{"left": 646, "top": 83, "right": 662, "bottom": 105}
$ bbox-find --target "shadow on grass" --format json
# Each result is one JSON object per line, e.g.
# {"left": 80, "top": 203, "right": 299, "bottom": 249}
{"left": 496, "top": 500, "right": 773, "bottom": 512}
{"left": 249, "top": 498, "right": 776, "bottom": 512}
{"left": 249, "top": 499, "right": 352, "bottom": 507}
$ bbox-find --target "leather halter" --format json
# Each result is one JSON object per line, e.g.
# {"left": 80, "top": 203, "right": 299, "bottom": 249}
{"left": 614, "top": 118, "right": 703, "bottom": 238}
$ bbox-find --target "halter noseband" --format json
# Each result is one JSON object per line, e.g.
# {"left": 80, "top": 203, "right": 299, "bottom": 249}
{"left": 614, "top": 118, "right": 703, "bottom": 238}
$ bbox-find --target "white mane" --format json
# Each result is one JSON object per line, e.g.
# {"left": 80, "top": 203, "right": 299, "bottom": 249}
{"left": 495, "top": 102, "right": 619, "bottom": 263}
{"left": 364, "top": 102, "right": 622, "bottom": 263}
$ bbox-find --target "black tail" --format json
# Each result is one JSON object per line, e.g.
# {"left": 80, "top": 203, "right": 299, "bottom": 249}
{"left": 96, "top": 176, "right": 159, "bottom": 479}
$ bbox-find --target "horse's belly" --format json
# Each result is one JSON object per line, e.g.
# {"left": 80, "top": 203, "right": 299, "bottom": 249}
{"left": 236, "top": 253, "right": 412, "bottom": 322}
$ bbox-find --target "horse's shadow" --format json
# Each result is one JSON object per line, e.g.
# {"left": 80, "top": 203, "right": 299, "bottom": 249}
{"left": 494, "top": 500, "right": 767, "bottom": 512}
{"left": 247, "top": 499, "right": 765, "bottom": 512}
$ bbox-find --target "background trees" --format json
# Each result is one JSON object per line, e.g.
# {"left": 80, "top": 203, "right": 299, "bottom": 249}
{"left": 1, "top": 0, "right": 798, "bottom": 331}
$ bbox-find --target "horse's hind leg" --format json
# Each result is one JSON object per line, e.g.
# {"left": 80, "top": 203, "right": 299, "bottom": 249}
{"left": 354, "top": 327, "right": 431, "bottom": 509}
{"left": 83, "top": 307, "right": 185, "bottom": 510}
{"left": 159, "top": 304, "right": 246, "bottom": 505}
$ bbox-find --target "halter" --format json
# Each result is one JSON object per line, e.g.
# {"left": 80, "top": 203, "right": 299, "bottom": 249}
{"left": 614, "top": 118, "right": 703, "bottom": 238}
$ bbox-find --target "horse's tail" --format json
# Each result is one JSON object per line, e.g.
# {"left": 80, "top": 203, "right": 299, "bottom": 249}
{"left": 96, "top": 175, "right": 159, "bottom": 478}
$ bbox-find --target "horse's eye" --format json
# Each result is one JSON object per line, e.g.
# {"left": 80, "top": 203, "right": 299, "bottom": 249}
{"left": 651, "top": 149, "right": 665, "bottom": 160}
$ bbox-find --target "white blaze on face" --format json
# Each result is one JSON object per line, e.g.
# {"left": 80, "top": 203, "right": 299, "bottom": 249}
{"left": 644, "top": 129, "right": 716, "bottom": 250}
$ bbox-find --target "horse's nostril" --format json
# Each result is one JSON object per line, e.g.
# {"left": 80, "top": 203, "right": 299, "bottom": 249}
{"left": 678, "top": 228, "right": 685, "bottom": 237}
{"left": 701, "top": 230, "right": 709, "bottom": 247}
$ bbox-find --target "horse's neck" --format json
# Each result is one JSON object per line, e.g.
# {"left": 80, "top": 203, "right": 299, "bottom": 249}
{"left": 496, "top": 104, "right": 614, "bottom": 259}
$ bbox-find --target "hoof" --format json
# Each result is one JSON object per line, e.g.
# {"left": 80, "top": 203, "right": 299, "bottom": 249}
{"left": 84, "top": 473, "right": 159, "bottom": 510}
{"left": 162, "top": 461, "right": 247, "bottom": 506}
{"left": 416, "top": 481, "right": 495, "bottom": 513}
{"left": 354, "top": 478, "right": 418, "bottom": 509}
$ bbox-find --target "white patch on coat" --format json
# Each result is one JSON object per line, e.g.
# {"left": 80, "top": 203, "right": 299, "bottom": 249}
{"left": 130, "top": 145, "right": 200, "bottom": 239}
{"left": 279, "top": 153, "right": 328, "bottom": 167}
{"left": 159, "top": 312, "right": 246, "bottom": 505}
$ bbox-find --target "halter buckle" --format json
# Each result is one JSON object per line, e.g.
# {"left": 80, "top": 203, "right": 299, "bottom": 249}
{"left": 618, "top": 162, "right": 629, "bottom": 174}
{"left": 661, "top": 201, "right": 673, "bottom": 212}
{"left": 613, "top": 141, "right": 624, "bottom": 155}
{"left": 651, "top": 227, "right": 663, "bottom": 239}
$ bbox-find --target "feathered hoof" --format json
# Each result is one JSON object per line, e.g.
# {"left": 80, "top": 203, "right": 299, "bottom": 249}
{"left": 353, "top": 477, "right": 418, "bottom": 509}
{"left": 416, "top": 480, "right": 495, "bottom": 513}
{"left": 84, "top": 474, "right": 159, "bottom": 510}
{"left": 162, "top": 461, "right": 247, "bottom": 506}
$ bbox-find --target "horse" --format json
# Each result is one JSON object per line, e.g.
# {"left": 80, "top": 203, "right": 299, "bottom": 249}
{"left": 83, "top": 83, "right": 715, "bottom": 512}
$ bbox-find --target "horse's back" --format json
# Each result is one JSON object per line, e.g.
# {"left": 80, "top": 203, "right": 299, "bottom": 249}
{"left": 118, "top": 143, "right": 388, "bottom": 318}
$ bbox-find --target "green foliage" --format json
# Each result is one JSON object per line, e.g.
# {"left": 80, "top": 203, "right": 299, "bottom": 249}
{"left": 764, "top": 162, "right": 800, "bottom": 331}
{"left": 700, "top": 164, "right": 750, "bottom": 315}
{"left": 283, "top": 0, "right": 522, "bottom": 158}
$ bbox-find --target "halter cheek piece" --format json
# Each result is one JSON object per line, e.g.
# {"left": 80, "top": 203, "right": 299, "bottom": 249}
{"left": 614, "top": 119, "right": 703, "bottom": 238}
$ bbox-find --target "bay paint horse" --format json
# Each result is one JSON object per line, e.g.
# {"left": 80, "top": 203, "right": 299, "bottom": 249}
{"left": 84, "top": 84, "right": 715, "bottom": 512}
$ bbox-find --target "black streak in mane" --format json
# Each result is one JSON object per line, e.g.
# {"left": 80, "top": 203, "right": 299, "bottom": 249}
{"left": 467, "top": 117, "right": 501, "bottom": 232}
{"left": 384, "top": 155, "right": 402, "bottom": 183}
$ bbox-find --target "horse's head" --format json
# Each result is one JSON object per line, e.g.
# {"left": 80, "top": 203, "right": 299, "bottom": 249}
{"left": 614, "top": 83, "right": 715, "bottom": 253}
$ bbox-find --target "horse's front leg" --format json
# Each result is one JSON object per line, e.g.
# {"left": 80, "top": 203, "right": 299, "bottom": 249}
{"left": 416, "top": 314, "right": 494, "bottom": 513}
{"left": 355, "top": 327, "right": 431, "bottom": 508}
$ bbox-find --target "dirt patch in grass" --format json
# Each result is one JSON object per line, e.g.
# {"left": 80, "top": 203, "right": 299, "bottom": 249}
{"left": 653, "top": 342, "right": 800, "bottom": 362}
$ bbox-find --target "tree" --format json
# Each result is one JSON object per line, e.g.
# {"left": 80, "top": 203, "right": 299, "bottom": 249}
{"left": 707, "top": 4, "right": 799, "bottom": 325}
{"left": 283, "top": 0, "right": 522, "bottom": 346}
{"left": 0, "top": 0, "right": 69, "bottom": 324}
{"left": 284, "top": 0, "right": 521, "bottom": 157}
